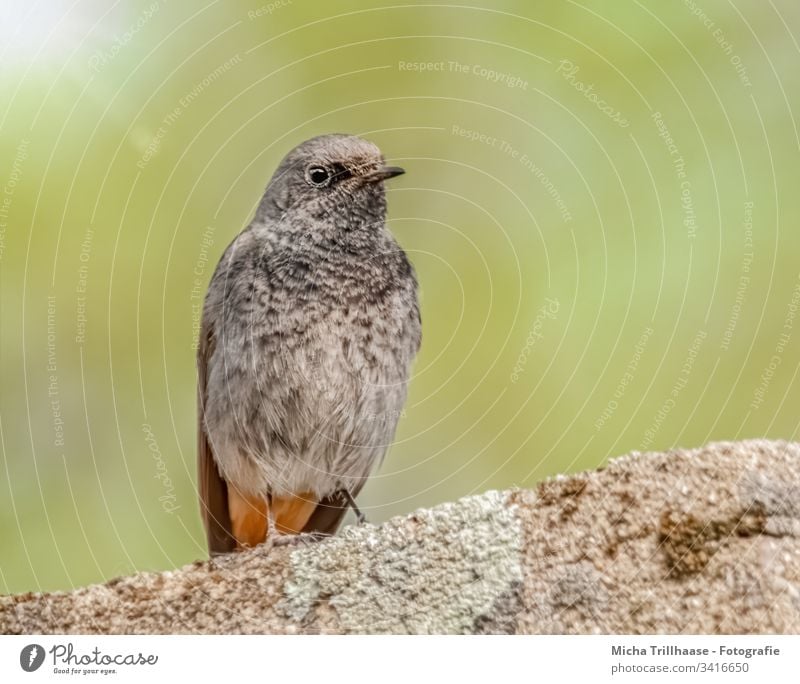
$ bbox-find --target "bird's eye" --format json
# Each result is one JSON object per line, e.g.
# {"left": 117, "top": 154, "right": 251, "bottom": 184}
{"left": 306, "top": 165, "right": 331, "bottom": 187}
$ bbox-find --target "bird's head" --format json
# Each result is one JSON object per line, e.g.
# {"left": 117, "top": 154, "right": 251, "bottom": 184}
{"left": 258, "top": 134, "right": 404, "bottom": 229}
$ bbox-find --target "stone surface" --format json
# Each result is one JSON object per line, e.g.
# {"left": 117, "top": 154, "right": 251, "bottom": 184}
{"left": 2, "top": 440, "right": 799, "bottom": 634}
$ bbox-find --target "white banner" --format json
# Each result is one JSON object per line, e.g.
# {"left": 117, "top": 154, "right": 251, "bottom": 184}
{"left": 0, "top": 635, "right": 797, "bottom": 683}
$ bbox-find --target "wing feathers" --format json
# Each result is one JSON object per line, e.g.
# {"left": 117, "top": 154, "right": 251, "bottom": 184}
{"left": 197, "top": 322, "right": 236, "bottom": 555}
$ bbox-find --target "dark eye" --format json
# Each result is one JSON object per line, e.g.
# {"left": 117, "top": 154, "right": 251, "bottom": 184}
{"left": 307, "top": 165, "right": 331, "bottom": 187}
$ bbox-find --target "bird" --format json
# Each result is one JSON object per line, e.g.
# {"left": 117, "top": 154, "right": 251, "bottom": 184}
{"left": 197, "top": 134, "right": 420, "bottom": 555}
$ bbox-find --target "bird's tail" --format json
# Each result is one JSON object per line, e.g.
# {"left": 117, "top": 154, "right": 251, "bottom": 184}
{"left": 227, "top": 489, "right": 318, "bottom": 548}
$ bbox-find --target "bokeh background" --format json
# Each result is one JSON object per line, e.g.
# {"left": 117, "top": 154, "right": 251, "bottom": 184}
{"left": 2, "top": 0, "right": 800, "bottom": 593}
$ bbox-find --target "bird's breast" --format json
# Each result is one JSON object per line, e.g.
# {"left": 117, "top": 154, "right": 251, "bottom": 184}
{"left": 203, "top": 211, "right": 419, "bottom": 497}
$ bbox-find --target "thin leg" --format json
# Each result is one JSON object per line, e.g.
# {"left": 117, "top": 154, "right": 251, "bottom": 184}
{"left": 342, "top": 489, "right": 367, "bottom": 524}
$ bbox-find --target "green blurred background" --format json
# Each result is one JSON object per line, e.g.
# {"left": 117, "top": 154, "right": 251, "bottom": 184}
{"left": 2, "top": 0, "right": 799, "bottom": 593}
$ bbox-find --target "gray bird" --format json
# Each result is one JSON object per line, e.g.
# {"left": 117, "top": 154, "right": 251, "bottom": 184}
{"left": 197, "top": 134, "right": 420, "bottom": 554}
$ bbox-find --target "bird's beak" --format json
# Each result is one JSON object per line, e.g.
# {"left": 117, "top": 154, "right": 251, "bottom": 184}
{"left": 365, "top": 165, "right": 405, "bottom": 182}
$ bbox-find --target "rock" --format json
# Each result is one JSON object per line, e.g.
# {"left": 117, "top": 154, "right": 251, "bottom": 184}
{"left": 2, "top": 439, "right": 799, "bottom": 634}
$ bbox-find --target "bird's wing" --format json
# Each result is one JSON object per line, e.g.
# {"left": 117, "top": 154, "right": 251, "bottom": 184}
{"left": 301, "top": 483, "right": 367, "bottom": 536}
{"left": 197, "top": 318, "right": 236, "bottom": 555}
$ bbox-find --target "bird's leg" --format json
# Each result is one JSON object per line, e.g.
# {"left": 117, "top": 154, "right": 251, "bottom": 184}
{"left": 271, "top": 530, "right": 327, "bottom": 547}
{"left": 278, "top": 531, "right": 331, "bottom": 548}
{"left": 249, "top": 503, "right": 277, "bottom": 553}
{"left": 267, "top": 503, "right": 278, "bottom": 539}
{"left": 342, "top": 488, "right": 368, "bottom": 525}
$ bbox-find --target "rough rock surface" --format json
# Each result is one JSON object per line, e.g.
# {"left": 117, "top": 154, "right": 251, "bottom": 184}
{"left": 2, "top": 440, "right": 799, "bottom": 634}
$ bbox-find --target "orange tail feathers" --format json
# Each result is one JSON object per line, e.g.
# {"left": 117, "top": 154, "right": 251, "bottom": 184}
{"left": 271, "top": 492, "right": 318, "bottom": 535}
{"left": 227, "top": 488, "right": 318, "bottom": 549}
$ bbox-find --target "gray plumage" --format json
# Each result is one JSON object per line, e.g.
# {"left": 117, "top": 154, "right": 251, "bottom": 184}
{"left": 197, "top": 134, "right": 420, "bottom": 552}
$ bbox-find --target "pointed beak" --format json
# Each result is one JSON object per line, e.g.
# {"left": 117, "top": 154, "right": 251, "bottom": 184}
{"left": 365, "top": 165, "right": 405, "bottom": 182}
